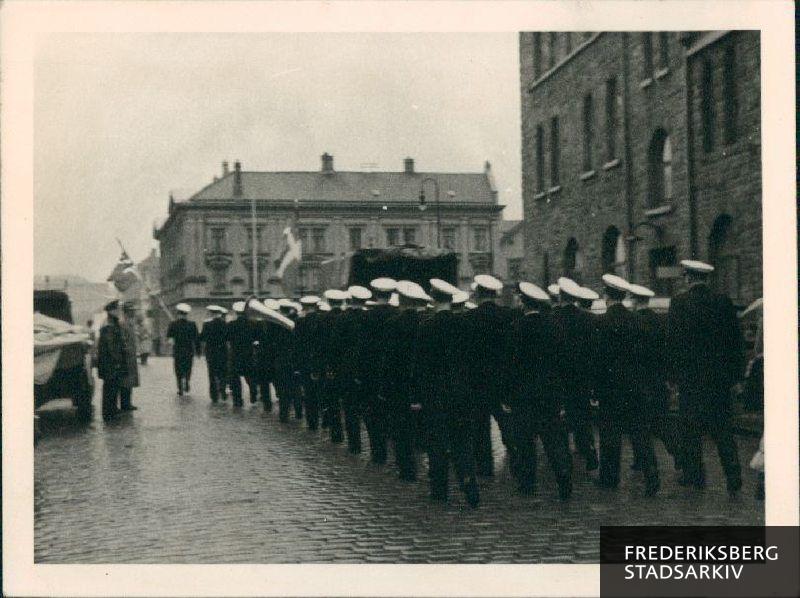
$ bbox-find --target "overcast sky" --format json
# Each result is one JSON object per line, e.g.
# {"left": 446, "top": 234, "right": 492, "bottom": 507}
{"left": 34, "top": 33, "right": 521, "bottom": 282}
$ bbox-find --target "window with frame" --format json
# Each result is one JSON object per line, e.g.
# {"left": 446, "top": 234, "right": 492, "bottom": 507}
{"left": 535, "top": 124, "right": 545, "bottom": 192}
{"left": 311, "top": 228, "right": 326, "bottom": 253}
{"left": 386, "top": 227, "right": 401, "bottom": 247}
{"left": 548, "top": 32, "right": 557, "bottom": 70}
{"left": 658, "top": 32, "right": 669, "bottom": 69}
{"left": 642, "top": 33, "right": 654, "bottom": 79}
{"left": 245, "top": 226, "right": 263, "bottom": 253}
{"left": 550, "top": 116, "right": 560, "bottom": 185}
{"left": 473, "top": 226, "right": 489, "bottom": 252}
{"left": 210, "top": 227, "right": 226, "bottom": 253}
{"left": 701, "top": 59, "right": 715, "bottom": 152}
{"left": 647, "top": 129, "right": 673, "bottom": 207}
{"left": 349, "top": 227, "right": 363, "bottom": 251}
{"left": 723, "top": 42, "right": 738, "bottom": 144}
{"left": 299, "top": 227, "right": 327, "bottom": 254}
{"left": 605, "top": 77, "right": 618, "bottom": 161}
{"left": 442, "top": 227, "right": 457, "bottom": 251}
{"left": 582, "top": 93, "right": 594, "bottom": 172}
{"left": 403, "top": 227, "right": 417, "bottom": 245}
{"left": 533, "top": 33, "right": 542, "bottom": 79}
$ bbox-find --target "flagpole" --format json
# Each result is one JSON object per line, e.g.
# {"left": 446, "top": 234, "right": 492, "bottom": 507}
{"left": 251, "top": 195, "right": 258, "bottom": 296}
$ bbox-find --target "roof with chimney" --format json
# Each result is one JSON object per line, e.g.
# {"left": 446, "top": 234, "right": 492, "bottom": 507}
{"left": 186, "top": 156, "right": 498, "bottom": 205}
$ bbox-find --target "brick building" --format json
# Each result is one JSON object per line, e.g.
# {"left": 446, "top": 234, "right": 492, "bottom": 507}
{"left": 519, "top": 31, "right": 761, "bottom": 304}
{"left": 154, "top": 154, "right": 506, "bottom": 321}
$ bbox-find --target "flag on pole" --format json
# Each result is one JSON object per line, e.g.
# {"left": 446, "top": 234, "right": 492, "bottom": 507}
{"left": 275, "top": 225, "right": 302, "bottom": 295}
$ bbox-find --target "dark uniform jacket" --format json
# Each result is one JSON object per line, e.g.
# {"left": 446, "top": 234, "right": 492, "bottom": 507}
{"left": 508, "top": 310, "right": 560, "bottom": 417}
{"left": 200, "top": 318, "right": 228, "bottom": 362}
{"left": 666, "top": 283, "right": 744, "bottom": 391}
{"left": 226, "top": 316, "right": 256, "bottom": 374}
{"left": 331, "top": 308, "right": 367, "bottom": 383}
{"left": 634, "top": 308, "right": 669, "bottom": 408}
{"left": 594, "top": 303, "right": 640, "bottom": 418}
{"left": 295, "top": 312, "right": 323, "bottom": 379}
{"left": 551, "top": 304, "right": 600, "bottom": 403}
{"left": 380, "top": 309, "right": 421, "bottom": 405}
{"left": 461, "top": 301, "right": 515, "bottom": 404}
{"left": 97, "top": 316, "right": 129, "bottom": 381}
{"left": 272, "top": 324, "right": 296, "bottom": 383}
{"left": 359, "top": 305, "right": 395, "bottom": 393}
{"left": 252, "top": 320, "right": 282, "bottom": 382}
{"left": 166, "top": 318, "right": 199, "bottom": 364}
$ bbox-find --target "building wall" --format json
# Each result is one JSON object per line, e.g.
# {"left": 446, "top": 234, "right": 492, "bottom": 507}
{"left": 519, "top": 31, "right": 762, "bottom": 304}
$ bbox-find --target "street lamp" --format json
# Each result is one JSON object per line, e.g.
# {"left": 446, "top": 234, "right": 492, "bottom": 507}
{"left": 419, "top": 177, "right": 441, "bottom": 249}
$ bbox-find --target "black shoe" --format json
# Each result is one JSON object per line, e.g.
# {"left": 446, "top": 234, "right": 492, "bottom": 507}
{"left": 430, "top": 491, "right": 448, "bottom": 502}
{"left": 594, "top": 477, "right": 617, "bottom": 489}
{"left": 178, "top": 389, "right": 183, "bottom": 396}
{"left": 331, "top": 434, "right": 344, "bottom": 444}
{"left": 464, "top": 480, "right": 480, "bottom": 508}
{"left": 727, "top": 477, "right": 743, "bottom": 498}
{"left": 250, "top": 396, "right": 257, "bottom": 405}
{"left": 586, "top": 453, "right": 600, "bottom": 472}
{"left": 398, "top": 472, "right": 417, "bottom": 482}
{"left": 121, "top": 405, "right": 138, "bottom": 411}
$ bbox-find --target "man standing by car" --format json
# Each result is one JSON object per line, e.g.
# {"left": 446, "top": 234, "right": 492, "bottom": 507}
{"left": 166, "top": 303, "right": 198, "bottom": 395}
{"left": 97, "top": 300, "right": 129, "bottom": 421}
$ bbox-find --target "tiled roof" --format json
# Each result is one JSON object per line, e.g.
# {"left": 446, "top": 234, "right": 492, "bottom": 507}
{"left": 189, "top": 171, "right": 496, "bottom": 204}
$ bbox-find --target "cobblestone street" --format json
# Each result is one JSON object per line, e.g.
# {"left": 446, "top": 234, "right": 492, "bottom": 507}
{"left": 35, "top": 357, "right": 763, "bottom": 564}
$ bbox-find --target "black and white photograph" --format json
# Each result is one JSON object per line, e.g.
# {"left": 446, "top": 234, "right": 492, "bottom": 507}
{"left": 3, "top": 1, "right": 797, "bottom": 596}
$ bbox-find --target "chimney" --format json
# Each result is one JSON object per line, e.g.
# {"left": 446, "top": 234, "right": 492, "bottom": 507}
{"left": 321, "top": 152, "right": 334, "bottom": 173}
{"left": 404, "top": 157, "right": 415, "bottom": 174}
{"left": 233, "top": 161, "right": 243, "bottom": 197}
{"left": 222, "top": 161, "right": 230, "bottom": 176}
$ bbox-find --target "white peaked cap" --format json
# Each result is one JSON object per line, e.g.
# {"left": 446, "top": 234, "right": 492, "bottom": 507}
{"left": 601, "top": 274, "right": 631, "bottom": 293}
{"left": 207, "top": 304, "right": 223, "bottom": 313}
{"left": 578, "top": 287, "right": 600, "bottom": 301}
{"left": 291, "top": 301, "right": 303, "bottom": 312}
{"left": 396, "top": 280, "right": 431, "bottom": 302}
{"left": 430, "top": 278, "right": 460, "bottom": 296}
{"left": 557, "top": 277, "right": 582, "bottom": 298}
{"left": 452, "top": 291, "right": 469, "bottom": 304}
{"left": 370, "top": 277, "right": 397, "bottom": 292}
{"left": 680, "top": 259, "right": 715, "bottom": 273}
{"left": 547, "top": 284, "right": 560, "bottom": 297}
{"left": 300, "top": 295, "right": 320, "bottom": 305}
{"left": 465, "top": 301, "right": 478, "bottom": 310}
{"left": 318, "top": 301, "right": 332, "bottom": 312}
{"left": 518, "top": 281, "right": 550, "bottom": 302}
{"left": 217, "top": 306, "right": 229, "bottom": 315}
{"left": 474, "top": 274, "right": 503, "bottom": 292}
{"left": 348, "top": 285, "right": 373, "bottom": 300}
{"left": 628, "top": 283, "right": 655, "bottom": 298}
{"left": 264, "top": 298, "right": 280, "bottom": 311}
{"left": 278, "top": 298, "right": 294, "bottom": 308}
{"left": 176, "top": 303, "right": 191, "bottom": 313}
{"left": 323, "top": 289, "right": 348, "bottom": 302}
{"left": 232, "top": 301, "right": 246, "bottom": 313}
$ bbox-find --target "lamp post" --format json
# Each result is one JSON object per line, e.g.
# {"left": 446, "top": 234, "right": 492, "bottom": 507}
{"left": 419, "top": 177, "right": 441, "bottom": 248}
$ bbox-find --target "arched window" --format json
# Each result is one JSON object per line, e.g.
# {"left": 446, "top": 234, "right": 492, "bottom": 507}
{"left": 648, "top": 129, "right": 673, "bottom": 208}
{"left": 708, "top": 214, "right": 739, "bottom": 299}
{"left": 563, "top": 237, "right": 584, "bottom": 282}
{"left": 601, "top": 226, "right": 627, "bottom": 276}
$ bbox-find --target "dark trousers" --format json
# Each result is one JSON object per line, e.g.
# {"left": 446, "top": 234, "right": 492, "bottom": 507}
{"left": 275, "top": 373, "right": 296, "bottom": 422}
{"left": 513, "top": 410, "right": 572, "bottom": 496}
{"left": 564, "top": 396, "right": 598, "bottom": 468}
{"left": 303, "top": 376, "right": 322, "bottom": 430}
{"left": 342, "top": 381, "right": 364, "bottom": 454}
{"left": 292, "top": 373, "right": 304, "bottom": 420}
{"left": 427, "top": 411, "right": 478, "bottom": 500}
{"left": 391, "top": 406, "right": 417, "bottom": 481}
{"left": 324, "top": 377, "right": 345, "bottom": 443}
{"left": 173, "top": 356, "right": 193, "bottom": 392}
{"left": 598, "top": 413, "right": 659, "bottom": 489}
{"left": 472, "top": 406, "right": 494, "bottom": 477}
{"left": 363, "top": 393, "right": 388, "bottom": 464}
{"left": 206, "top": 355, "right": 227, "bottom": 402}
{"left": 101, "top": 375, "right": 123, "bottom": 420}
{"left": 679, "top": 390, "right": 742, "bottom": 492}
{"left": 120, "top": 387, "right": 133, "bottom": 410}
{"left": 230, "top": 372, "right": 256, "bottom": 406}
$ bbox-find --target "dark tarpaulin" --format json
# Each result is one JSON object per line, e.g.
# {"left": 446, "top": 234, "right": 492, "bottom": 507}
{"left": 348, "top": 246, "right": 458, "bottom": 288}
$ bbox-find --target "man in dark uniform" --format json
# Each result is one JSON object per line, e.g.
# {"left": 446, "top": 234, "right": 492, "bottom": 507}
{"left": 358, "top": 278, "right": 397, "bottom": 464}
{"left": 508, "top": 282, "right": 572, "bottom": 501}
{"left": 199, "top": 305, "right": 229, "bottom": 403}
{"left": 667, "top": 259, "right": 744, "bottom": 496}
{"left": 380, "top": 280, "right": 429, "bottom": 482}
{"left": 97, "top": 300, "right": 129, "bottom": 421}
{"left": 274, "top": 299, "right": 299, "bottom": 422}
{"left": 227, "top": 301, "right": 256, "bottom": 407}
{"left": 417, "top": 278, "right": 481, "bottom": 507}
{"left": 551, "top": 277, "right": 600, "bottom": 472}
{"left": 166, "top": 303, "right": 198, "bottom": 395}
{"left": 461, "top": 274, "right": 516, "bottom": 477}
{"left": 321, "top": 289, "right": 349, "bottom": 444}
{"left": 629, "top": 283, "right": 680, "bottom": 470}
{"left": 251, "top": 299, "right": 282, "bottom": 411}
{"left": 295, "top": 295, "right": 323, "bottom": 430}
{"left": 594, "top": 274, "right": 659, "bottom": 496}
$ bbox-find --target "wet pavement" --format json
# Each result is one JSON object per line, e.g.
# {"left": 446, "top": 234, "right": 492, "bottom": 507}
{"left": 35, "top": 357, "right": 764, "bottom": 563}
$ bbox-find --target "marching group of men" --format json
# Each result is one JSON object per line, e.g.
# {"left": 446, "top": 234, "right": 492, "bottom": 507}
{"left": 153, "top": 258, "right": 745, "bottom": 508}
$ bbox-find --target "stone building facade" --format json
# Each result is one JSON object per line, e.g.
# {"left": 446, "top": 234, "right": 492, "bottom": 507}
{"left": 154, "top": 154, "right": 505, "bottom": 321}
{"left": 519, "top": 31, "right": 761, "bottom": 305}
